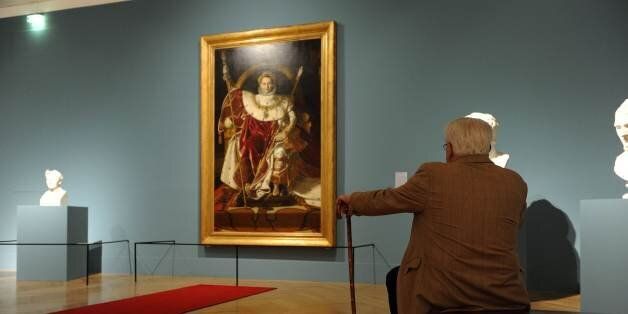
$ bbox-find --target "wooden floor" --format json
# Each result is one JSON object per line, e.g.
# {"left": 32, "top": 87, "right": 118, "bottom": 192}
{"left": 0, "top": 271, "right": 580, "bottom": 314}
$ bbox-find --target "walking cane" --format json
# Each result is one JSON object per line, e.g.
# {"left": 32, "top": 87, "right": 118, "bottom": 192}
{"left": 346, "top": 214, "right": 357, "bottom": 314}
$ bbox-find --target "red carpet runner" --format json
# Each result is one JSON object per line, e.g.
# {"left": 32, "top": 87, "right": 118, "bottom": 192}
{"left": 51, "top": 284, "right": 275, "bottom": 314}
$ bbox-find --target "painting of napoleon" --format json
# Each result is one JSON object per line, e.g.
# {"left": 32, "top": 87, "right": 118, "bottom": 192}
{"left": 213, "top": 39, "right": 322, "bottom": 233}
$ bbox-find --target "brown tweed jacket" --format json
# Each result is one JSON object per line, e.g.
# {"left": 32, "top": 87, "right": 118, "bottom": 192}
{"left": 350, "top": 154, "right": 529, "bottom": 313}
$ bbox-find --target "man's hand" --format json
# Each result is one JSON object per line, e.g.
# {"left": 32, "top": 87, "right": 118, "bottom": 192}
{"left": 336, "top": 194, "right": 353, "bottom": 219}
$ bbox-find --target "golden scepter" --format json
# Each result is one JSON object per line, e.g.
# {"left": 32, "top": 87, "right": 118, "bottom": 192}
{"left": 220, "top": 51, "right": 248, "bottom": 206}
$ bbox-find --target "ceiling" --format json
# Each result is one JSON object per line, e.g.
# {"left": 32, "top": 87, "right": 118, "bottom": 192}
{"left": 0, "top": 0, "right": 129, "bottom": 19}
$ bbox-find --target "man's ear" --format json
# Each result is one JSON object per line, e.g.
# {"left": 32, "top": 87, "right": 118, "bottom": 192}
{"left": 446, "top": 144, "right": 455, "bottom": 162}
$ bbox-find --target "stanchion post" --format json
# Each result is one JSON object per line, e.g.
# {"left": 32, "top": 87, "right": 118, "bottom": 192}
{"left": 235, "top": 246, "right": 239, "bottom": 286}
{"left": 134, "top": 242, "right": 137, "bottom": 283}
{"left": 127, "top": 240, "right": 132, "bottom": 275}
{"left": 86, "top": 243, "right": 90, "bottom": 286}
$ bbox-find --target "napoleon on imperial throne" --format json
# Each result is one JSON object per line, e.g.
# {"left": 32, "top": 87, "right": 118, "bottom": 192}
{"left": 213, "top": 51, "right": 322, "bottom": 232}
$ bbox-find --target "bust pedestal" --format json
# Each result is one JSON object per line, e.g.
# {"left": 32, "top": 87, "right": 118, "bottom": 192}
{"left": 17, "top": 206, "right": 88, "bottom": 281}
{"left": 580, "top": 199, "right": 628, "bottom": 313}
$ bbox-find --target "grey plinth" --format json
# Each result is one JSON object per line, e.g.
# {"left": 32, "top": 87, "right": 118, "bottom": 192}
{"left": 17, "top": 206, "right": 88, "bottom": 281}
{"left": 581, "top": 199, "right": 628, "bottom": 314}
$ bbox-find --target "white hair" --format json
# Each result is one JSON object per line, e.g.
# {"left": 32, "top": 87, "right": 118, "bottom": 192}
{"left": 445, "top": 118, "right": 492, "bottom": 155}
{"left": 45, "top": 169, "right": 63, "bottom": 181}
{"left": 614, "top": 99, "right": 628, "bottom": 126}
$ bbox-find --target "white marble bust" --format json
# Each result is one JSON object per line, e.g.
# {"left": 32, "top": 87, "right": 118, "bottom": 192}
{"left": 39, "top": 169, "right": 68, "bottom": 206}
{"left": 613, "top": 99, "right": 628, "bottom": 198}
{"left": 466, "top": 112, "right": 510, "bottom": 168}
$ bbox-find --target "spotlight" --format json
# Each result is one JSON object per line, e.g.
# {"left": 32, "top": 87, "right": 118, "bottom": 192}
{"left": 26, "top": 14, "right": 46, "bottom": 31}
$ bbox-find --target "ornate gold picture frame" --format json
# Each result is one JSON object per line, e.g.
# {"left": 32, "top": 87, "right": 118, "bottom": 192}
{"left": 200, "top": 21, "right": 336, "bottom": 246}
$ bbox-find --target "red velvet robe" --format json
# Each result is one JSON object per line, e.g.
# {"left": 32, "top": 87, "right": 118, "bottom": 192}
{"left": 218, "top": 89, "right": 278, "bottom": 189}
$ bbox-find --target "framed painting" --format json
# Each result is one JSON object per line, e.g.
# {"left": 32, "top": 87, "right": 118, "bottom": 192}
{"left": 200, "top": 21, "right": 336, "bottom": 246}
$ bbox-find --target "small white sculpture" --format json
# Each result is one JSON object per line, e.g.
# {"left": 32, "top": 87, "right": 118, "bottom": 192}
{"left": 39, "top": 169, "right": 68, "bottom": 206}
{"left": 613, "top": 99, "right": 628, "bottom": 199}
{"left": 466, "top": 112, "right": 510, "bottom": 168}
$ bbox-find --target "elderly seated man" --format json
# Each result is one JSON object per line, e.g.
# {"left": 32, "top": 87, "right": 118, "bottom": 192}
{"left": 337, "top": 117, "right": 529, "bottom": 314}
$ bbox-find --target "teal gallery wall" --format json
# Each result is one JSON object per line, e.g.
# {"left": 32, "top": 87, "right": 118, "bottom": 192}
{"left": 1, "top": 0, "right": 627, "bottom": 290}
